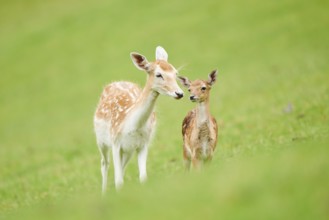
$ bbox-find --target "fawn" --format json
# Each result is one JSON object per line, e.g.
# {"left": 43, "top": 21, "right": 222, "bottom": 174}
{"left": 94, "top": 46, "right": 184, "bottom": 193}
{"left": 178, "top": 70, "right": 218, "bottom": 170}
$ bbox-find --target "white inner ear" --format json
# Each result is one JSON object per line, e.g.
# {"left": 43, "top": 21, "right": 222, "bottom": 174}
{"left": 156, "top": 46, "right": 168, "bottom": 61}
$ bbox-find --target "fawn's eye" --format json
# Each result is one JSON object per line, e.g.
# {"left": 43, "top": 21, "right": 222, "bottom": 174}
{"left": 188, "top": 88, "right": 191, "bottom": 92}
{"left": 201, "top": 87, "right": 206, "bottom": 91}
{"left": 156, "top": 73, "right": 163, "bottom": 79}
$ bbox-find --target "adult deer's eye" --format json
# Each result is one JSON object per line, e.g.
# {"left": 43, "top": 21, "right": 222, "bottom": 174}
{"left": 156, "top": 73, "right": 163, "bottom": 79}
{"left": 201, "top": 87, "right": 206, "bottom": 91}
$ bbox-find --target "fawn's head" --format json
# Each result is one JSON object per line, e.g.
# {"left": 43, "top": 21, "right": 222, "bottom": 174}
{"left": 130, "top": 46, "right": 184, "bottom": 99}
{"left": 178, "top": 69, "right": 218, "bottom": 103}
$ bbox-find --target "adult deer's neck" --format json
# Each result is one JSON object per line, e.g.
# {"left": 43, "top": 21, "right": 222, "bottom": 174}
{"left": 196, "top": 100, "right": 211, "bottom": 125}
{"left": 127, "top": 80, "right": 159, "bottom": 129}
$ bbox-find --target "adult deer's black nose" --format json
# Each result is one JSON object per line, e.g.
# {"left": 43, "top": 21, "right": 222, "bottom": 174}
{"left": 175, "top": 92, "right": 184, "bottom": 99}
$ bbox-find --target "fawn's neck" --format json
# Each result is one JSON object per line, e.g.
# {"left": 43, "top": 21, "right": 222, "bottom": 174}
{"left": 195, "top": 101, "right": 211, "bottom": 126}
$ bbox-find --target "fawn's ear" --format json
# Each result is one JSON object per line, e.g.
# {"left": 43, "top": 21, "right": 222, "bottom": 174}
{"left": 208, "top": 69, "right": 218, "bottom": 86}
{"left": 178, "top": 76, "right": 191, "bottom": 88}
{"left": 130, "top": 52, "right": 150, "bottom": 71}
{"left": 155, "top": 46, "right": 168, "bottom": 61}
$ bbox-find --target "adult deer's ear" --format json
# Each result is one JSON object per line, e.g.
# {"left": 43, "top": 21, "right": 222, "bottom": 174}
{"left": 155, "top": 46, "right": 168, "bottom": 61}
{"left": 177, "top": 76, "right": 191, "bottom": 88}
{"left": 130, "top": 52, "right": 150, "bottom": 71}
{"left": 208, "top": 69, "right": 218, "bottom": 86}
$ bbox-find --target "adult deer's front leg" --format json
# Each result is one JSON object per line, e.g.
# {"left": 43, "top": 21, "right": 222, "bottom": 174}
{"left": 112, "top": 145, "right": 124, "bottom": 190}
{"left": 138, "top": 146, "right": 148, "bottom": 183}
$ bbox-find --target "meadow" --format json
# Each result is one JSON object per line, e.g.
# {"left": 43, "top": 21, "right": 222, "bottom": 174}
{"left": 0, "top": 0, "right": 328, "bottom": 219}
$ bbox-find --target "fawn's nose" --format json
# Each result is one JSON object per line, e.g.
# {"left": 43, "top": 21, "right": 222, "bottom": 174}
{"left": 190, "top": 95, "right": 195, "bottom": 101}
{"left": 175, "top": 92, "right": 184, "bottom": 99}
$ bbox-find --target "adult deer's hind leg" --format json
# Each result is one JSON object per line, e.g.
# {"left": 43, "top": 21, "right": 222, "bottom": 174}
{"left": 99, "top": 145, "right": 110, "bottom": 194}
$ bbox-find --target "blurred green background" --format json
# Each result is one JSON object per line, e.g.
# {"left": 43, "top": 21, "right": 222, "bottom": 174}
{"left": 0, "top": 0, "right": 328, "bottom": 219}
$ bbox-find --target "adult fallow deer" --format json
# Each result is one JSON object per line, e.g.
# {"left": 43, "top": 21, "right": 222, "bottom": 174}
{"left": 94, "top": 46, "right": 184, "bottom": 193}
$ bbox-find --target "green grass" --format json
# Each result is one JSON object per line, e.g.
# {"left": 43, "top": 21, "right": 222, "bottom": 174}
{"left": 0, "top": 0, "right": 328, "bottom": 219}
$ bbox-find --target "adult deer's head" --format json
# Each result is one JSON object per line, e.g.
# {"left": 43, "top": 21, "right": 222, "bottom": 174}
{"left": 131, "top": 46, "right": 184, "bottom": 99}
